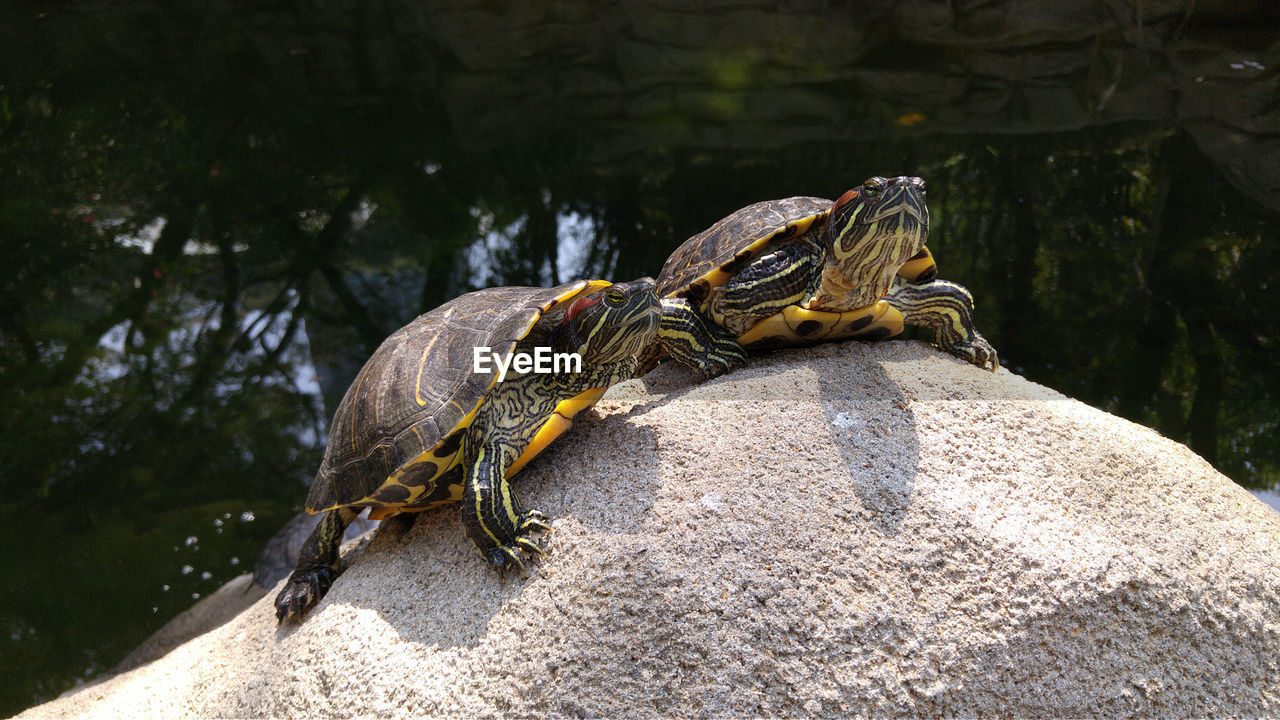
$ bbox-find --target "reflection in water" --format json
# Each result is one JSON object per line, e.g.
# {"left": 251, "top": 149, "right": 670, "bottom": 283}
{"left": 1254, "top": 488, "right": 1280, "bottom": 514}
{"left": 1, "top": 1, "right": 1278, "bottom": 714}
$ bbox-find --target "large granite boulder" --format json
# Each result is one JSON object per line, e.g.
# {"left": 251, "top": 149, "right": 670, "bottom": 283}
{"left": 18, "top": 340, "right": 1280, "bottom": 718}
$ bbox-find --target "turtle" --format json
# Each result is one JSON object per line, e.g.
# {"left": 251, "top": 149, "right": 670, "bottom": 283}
{"left": 274, "top": 277, "right": 661, "bottom": 624}
{"left": 641, "top": 176, "right": 998, "bottom": 377}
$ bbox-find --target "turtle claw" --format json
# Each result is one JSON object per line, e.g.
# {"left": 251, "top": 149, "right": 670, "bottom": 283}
{"left": 274, "top": 566, "right": 337, "bottom": 625}
{"left": 515, "top": 536, "right": 548, "bottom": 558}
{"left": 520, "top": 510, "right": 553, "bottom": 534}
{"left": 483, "top": 512, "right": 551, "bottom": 577}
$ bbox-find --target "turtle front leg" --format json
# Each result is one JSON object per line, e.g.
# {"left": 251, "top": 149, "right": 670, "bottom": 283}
{"left": 274, "top": 507, "right": 359, "bottom": 624}
{"left": 657, "top": 297, "right": 748, "bottom": 378}
{"left": 885, "top": 277, "right": 999, "bottom": 371}
{"left": 461, "top": 443, "right": 550, "bottom": 575}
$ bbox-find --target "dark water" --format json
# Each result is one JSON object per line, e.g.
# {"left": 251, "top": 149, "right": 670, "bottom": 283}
{"left": 2, "top": 2, "right": 1278, "bottom": 713}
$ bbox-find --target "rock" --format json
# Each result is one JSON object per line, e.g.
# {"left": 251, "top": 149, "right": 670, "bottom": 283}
{"left": 17, "top": 340, "right": 1280, "bottom": 718}
{"left": 104, "top": 574, "right": 265, "bottom": 679}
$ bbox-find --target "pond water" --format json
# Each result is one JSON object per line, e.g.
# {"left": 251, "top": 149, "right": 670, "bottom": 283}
{"left": 2, "top": 2, "right": 1278, "bottom": 714}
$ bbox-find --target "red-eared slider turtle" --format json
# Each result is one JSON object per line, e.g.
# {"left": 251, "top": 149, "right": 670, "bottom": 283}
{"left": 275, "top": 278, "right": 661, "bottom": 624}
{"left": 642, "top": 176, "right": 997, "bottom": 377}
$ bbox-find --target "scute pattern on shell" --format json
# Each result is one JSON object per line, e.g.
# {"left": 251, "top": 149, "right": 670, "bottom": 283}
{"left": 656, "top": 196, "right": 831, "bottom": 304}
{"left": 305, "top": 280, "right": 596, "bottom": 512}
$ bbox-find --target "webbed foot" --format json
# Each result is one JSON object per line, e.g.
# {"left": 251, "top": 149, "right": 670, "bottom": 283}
{"left": 657, "top": 297, "right": 749, "bottom": 379}
{"left": 273, "top": 507, "right": 355, "bottom": 625}
{"left": 947, "top": 331, "right": 999, "bottom": 371}
{"left": 885, "top": 278, "right": 999, "bottom": 372}
{"left": 485, "top": 511, "right": 552, "bottom": 576}
{"left": 691, "top": 345, "right": 748, "bottom": 379}
{"left": 275, "top": 565, "right": 338, "bottom": 624}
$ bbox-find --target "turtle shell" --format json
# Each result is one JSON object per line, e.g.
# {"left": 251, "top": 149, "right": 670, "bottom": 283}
{"left": 305, "top": 279, "right": 609, "bottom": 514}
{"left": 656, "top": 196, "right": 831, "bottom": 308}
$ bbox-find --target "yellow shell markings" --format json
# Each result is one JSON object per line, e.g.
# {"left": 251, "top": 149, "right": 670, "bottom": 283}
{"left": 350, "top": 401, "right": 483, "bottom": 512}
{"left": 691, "top": 202, "right": 918, "bottom": 347}
{"left": 554, "top": 279, "right": 611, "bottom": 304}
{"left": 737, "top": 300, "right": 905, "bottom": 348}
{"left": 348, "top": 365, "right": 369, "bottom": 455}
{"left": 333, "top": 279, "right": 614, "bottom": 518}
{"left": 413, "top": 307, "right": 453, "bottom": 407}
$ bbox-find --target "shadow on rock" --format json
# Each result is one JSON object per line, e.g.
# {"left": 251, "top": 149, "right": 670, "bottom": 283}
{"left": 811, "top": 343, "right": 921, "bottom": 539}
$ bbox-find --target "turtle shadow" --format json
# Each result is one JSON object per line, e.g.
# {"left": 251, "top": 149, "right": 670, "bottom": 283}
{"left": 806, "top": 341, "right": 923, "bottom": 538}
{"left": 804, "top": 337, "right": 1040, "bottom": 537}
{"left": 316, "top": 408, "right": 662, "bottom": 650}
{"left": 625, "top": 340, "right": 925, "bottom": 539}
{"left": 622, "top": 362, "right": 713, "bottom": 416}
{"left": 626, "top": 338, "right": 924, "bottom": 539}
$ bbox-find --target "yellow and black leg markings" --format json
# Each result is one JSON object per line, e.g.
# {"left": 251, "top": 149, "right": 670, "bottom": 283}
{"left": 885, "top": 278, "right": 999, "bottom": 370}
{"left": 505, "top": 387, "right": 607, "bottom": 477}
{"left": 460, "top": 440, "right": 548, "bottom": 575}
{"left": 274, "top": 506, "right": 361, "bottom": 624}
{"left": 633, "top": 339, "right": 665, "bottom": 377}
{"left": 657, "top": 297, "right": 748, "bottom": 378}
{"left": 454, "top": 366, "right": 623, "bottom": 574}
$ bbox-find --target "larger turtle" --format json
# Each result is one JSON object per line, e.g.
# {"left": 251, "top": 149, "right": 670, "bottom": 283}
{"left": 643, "top": 176, "right": 997, "bottom": 377}
{"left": 275, "top": 278, "right": 660, "bottom": 624}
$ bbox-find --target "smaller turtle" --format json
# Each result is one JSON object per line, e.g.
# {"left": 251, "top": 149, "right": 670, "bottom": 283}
{"left": 642, "top": 176, "right": 997, "bottom": 377}
{"left": 275, "top": 278, "right": 660, "bottom": 624}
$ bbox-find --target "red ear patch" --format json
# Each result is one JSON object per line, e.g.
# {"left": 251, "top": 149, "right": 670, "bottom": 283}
{"left": 831, "top": 188, "right": 860, "bottom": 214}
{"left": 564, "top": 293, "right": 603, "bottom": 325}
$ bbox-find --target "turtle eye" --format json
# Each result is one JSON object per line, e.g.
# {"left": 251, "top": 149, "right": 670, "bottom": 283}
{"left": 605, "top": 289, "right": 626, "bottom": 306}
{"left": 863, "top": 178, "right": 883, "bottom": 197}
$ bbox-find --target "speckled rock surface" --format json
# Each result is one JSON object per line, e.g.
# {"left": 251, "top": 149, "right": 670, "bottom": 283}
{"left": 17, "top": 340, "right": 1280, "bottom": 719}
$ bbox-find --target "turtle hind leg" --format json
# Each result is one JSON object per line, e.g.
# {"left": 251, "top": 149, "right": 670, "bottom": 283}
{"left": 886, "top": 278, "right": 999, "bottom": 371}
{"left": 657, "top": 297, "right": 747, "bottom": 379}
{"left": 274, "top": 507, "right": 359, "bottom": 624}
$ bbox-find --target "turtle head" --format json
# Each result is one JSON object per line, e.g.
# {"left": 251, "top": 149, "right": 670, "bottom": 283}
{"left": 558, "top": 277, "right": 661, "bottom": 363}
{"left": 824, "top": 176, "right": 930, "bottom": 295}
